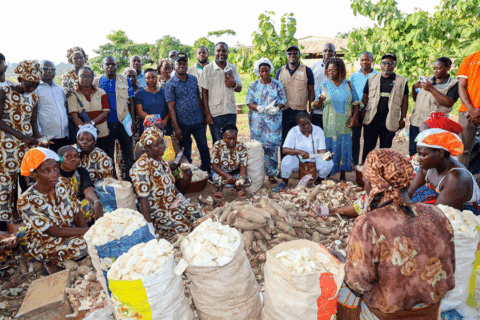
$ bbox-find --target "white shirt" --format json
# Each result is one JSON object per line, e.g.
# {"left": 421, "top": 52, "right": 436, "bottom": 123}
{"left": 34, "top": 81, "right": 69, "bottom": 139}
{"left": 283, "top": 125, "right": 326, "bottom": 156}
{"left": 0, "top": 80, "right": 10, "bottom": 87}
{"left": 312, "top": 61, "right": 326, "bottom": 115}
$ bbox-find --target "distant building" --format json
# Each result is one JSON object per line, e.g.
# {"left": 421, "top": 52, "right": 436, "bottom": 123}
{"left": 298, "top": 36, "right": 348, "bottom": 59}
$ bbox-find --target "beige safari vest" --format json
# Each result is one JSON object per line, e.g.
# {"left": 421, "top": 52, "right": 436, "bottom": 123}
{"left": 279, "top": 64, "right": 309, "bottom": 111}
{"left": 363, "top": 72, "right": 408, "bottom": 132}
{"left": 93, "top": 73, "right": 130, "bottom": 122}
{"left": 409, "top": 76, "right": 458, "bottom": 127}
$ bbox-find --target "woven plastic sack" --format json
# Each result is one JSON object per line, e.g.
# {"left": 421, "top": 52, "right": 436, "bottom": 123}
{"left": 95, "top": 178, "right": 137, "bottom": 213}
{"left": 262, "top": 240, "right": 345, "bottom": 320}
{"left": 108, "top": 253, "right": 193, "bottom": 320}
{"left": 245, "top": 140, "right": 264, "bottom": 194}
{"left": 180, "top": 237, "right": 261, "bottom": 320}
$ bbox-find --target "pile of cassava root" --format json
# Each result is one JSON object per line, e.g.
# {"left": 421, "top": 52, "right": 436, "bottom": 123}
{"left": 192, "top": 181, "right": 364, "bottom": 282}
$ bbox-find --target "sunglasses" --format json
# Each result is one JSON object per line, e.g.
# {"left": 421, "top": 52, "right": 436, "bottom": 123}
{"left": 287, "top": 51, "right": 300, "bottom": 56}
{"left": 43, "top": 68, "right": 56, "bottom": 72}
{"left": 381, "top": 61, "right": 396, "bottom": 66}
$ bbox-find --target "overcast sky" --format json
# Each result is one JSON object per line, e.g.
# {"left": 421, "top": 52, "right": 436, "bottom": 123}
{"left": 3, "top": 0, "right": 439, "bottom": 64}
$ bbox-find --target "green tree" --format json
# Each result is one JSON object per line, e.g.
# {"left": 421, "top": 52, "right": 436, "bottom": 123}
{"left": 344, "top": 0, "right": 480, "bottom": 80}
{"left": 192, "top": 37, "right": 215, "bottom": 56}
{"left": 152, "top": 35, "right": 193, "bottom": 62}
{"left": 231, "top": 12, "right": 300, "bottom": 77}
{"left": 90, "top": 30, "right": 154, "bottom": 73}
{"left": 207, "top": 29, "right": 237, "bottom": 38}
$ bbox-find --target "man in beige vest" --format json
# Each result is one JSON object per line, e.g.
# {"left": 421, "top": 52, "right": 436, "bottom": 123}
{"left": 93, "top": 55, "right": 136, "bottom": 181}
{"left": 275, "top": 45, "right": 315, "bottom": 150}
{"left": 361, "top": 52, "right": 408, "bottom": 163}
{"left": 188, "top": 46, "right": 209, "bottom": 99}
{"left": 409, "top": 57, "right": 459, "bottom": 155}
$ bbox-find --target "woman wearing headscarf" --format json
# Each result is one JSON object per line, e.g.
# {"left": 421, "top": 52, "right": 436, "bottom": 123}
{"left": 18, "top": 147, "right": 88, "bottom": 274}
{"left": 0, "top": 60, "right": 44, "bottom": 222}
{"left": 76, "top": 124, "right": 114, "bottom": 184}
{"left": 338, "top": 149, "right": 455, "bottom": 320}
{"left": 58, "top": 146, "right": 103, "bottom": 224}
{"left": 130, "top": 126, "right": 200, "bottom": 238}
{"left": 62, "top": 46, "right": 88, "bottom": 97}
{"left": 156, "top": 59, "right": 173, "bottom": 89}
{"left": 246, "top": 58, "right": 286, "bottom": 183}
{"left": 313, "top": 57, "right": 361, "bottom": 181}
{"left": 67, "top": 66, "right": 110, "bottom": 151}
{"left": 408, "top": 128, "right": 480, "bottom": 215}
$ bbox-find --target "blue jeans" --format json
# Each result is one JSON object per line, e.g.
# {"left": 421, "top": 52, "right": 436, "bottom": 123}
{"left": 178, "top": 122, "right": 211, "bottom": 173}
{"left": 409, "top": 125, "right": 420, "bottom": 156}
{"left": 209, "top": 114, "right": 237, "bottom": 146}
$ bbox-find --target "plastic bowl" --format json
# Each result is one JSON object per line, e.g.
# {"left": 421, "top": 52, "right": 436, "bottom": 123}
{"left": 186, "top": 177, "right": 209, "bottom": 194}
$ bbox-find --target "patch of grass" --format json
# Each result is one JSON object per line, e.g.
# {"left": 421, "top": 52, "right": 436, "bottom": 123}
{"left": 235, "top": 73, "right": 255, "bottom": 112}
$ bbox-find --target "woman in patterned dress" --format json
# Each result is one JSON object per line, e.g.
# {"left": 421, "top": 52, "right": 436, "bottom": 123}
{"left": 130, "top": 126, "right": 200, "bottom": 238}
{"left": 58, "top": 146, "right": 103, "bottom": 224}
{"left": 0, "top": 60, "right": 44, "bottom": 222}
{"left": 18, "top": 147, "right": 88, "bottom": 274}
{"left": 61, "top": 46, "right": 88, "bottom": 97}
{"left": 246, "top": 58, "right": 286, "bottom": 183}
{"left": 314, "top": 57, "right": 361, "bottom": 181}
{"left": 211, "top": 123, "right": 251, "bottom": 199}
{"left": 77, "top": 124, "right": 114, "bottom": 184}
{"left": 337, "top": 149, "right": 455, "bottom": 320}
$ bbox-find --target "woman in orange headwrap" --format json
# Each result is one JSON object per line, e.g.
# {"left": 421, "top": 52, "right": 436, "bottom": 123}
{"left": 408, "top": 128, "right": 480, "bottom": 215}
{"left": 338, "top": 149, "right": 455, "bottom": 320}
{"left": 0, "top": 60, "right": 44, "bottom": 222}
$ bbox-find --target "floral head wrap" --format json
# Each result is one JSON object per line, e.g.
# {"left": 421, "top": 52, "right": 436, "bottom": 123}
{"left": 424, "top": 112, "right": 463, "bottom": 135}
{"left": 139, "top": 126, "right": 163, "bottom": 148}
{"left": 21, "top": 147, "right": 61, "bottom": 177}
{"left": 254, "top": 57, "right": 274, "bottom": 76}
{"left": 66, "top": 47, "right": 88, "bottom": 64}
{"left": 363, "top": 149, "right": 414, "bottom": 213}
{"left": 143, "top": 114, "right": 162, "bottom": 129}
{"left": 77, "top": 124, "right": 98, "bottom": 141}
{"left": 14, "top": 60, "right": 43, "bottom": 82}
{"left": 416, "top": 128, "right": 464, "bottom": 157}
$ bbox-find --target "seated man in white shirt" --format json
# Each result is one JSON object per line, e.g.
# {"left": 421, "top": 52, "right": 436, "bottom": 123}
{"left": 278, "top": 111, "right": 333, "bottom": 189}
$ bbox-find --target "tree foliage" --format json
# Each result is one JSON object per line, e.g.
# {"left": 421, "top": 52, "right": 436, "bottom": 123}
{"left": 207, "top": 29, "right": 237, "bottom": 38}
{"left": 344, "top": 0, "right": 480, "bottom": 81}
{"left": 193, "top": 37, "right": 215, "bottom": 56}
{"left": 152, "top": 35, "right": 194, "bottom": 62}
{"left": 231, "top": 12, "right": 300, "bottom": 77}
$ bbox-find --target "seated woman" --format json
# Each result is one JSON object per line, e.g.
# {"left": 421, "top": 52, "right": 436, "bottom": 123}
{"left": 77, "top": 124, "right": 114, "bottom": 184}
{"left": 408, "top": 128, "right": 480, "bottom": 215}
{"left": 279, "top": 112, "right": 333, "bottom": 189}
{"left": 130, "top": 126, "right": 200, "bottom": 238}
{"left": 134, "top": 115, "right": 192, "bottom": 195}
{"left": 57, "top": 146, "right": 103, "bottom": 225}
{"left": 18, "top": 147, "right": 89, "bottom": 274}
{"left": 211, "top": 123, "right": 251, "bottom": 199}
{"left": 338, "top": 149, "right": 455, "bottom": 320}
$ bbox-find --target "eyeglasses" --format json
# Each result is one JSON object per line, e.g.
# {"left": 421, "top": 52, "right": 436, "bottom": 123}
{"left": 287, "top": 51, "right": 300, "bottom": 56}
{"left": 43, "top": 68, "right": 56, "bottom": 72}
{"left": 381, "top": 61, "right": 396, "bottom": 66}
{"left": 79, "top": 75, "right": 94, "bottom": 79}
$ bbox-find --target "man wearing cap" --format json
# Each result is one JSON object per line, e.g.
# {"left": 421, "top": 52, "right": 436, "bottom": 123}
{"left": 456, "top": 49, "right": 480, "bottom": 167}
{"left": 275, "top": 45, "right": 315, "bottom": 149}
{"left": 165, "top": 53, "right": 211, "bottom": 173}
{"left": 34, "top": 60, "right": 69, "bottom": 152}
{"left": 310, "top": 43, "right": 335, "bottom": 129}
{"left": 0, "top": 53, "right": 15, "bottom": 87}
{"left": 129, "top": 55, "right": 146, "bottom": 87}
{"left": 361, "top": 52, "right": 409, "bottom": 163}
{"left": 199, "top": 42, "right": 242, "bottom": 145}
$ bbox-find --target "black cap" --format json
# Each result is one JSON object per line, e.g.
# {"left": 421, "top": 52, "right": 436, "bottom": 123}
{"left": 175, "top": 52, "right": 188, "bottom": 62}
{"left": 381, "top": 52, "right": 397, "bottom": 61}
{"left": 286, "top": 45, "right": 300, "bottom": 52}
{"left": 0, "top": 53, "right": 5, "bottom": 61}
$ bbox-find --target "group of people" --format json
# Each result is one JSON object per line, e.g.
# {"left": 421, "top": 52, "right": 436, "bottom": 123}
{"left": 2, "top": 42, "right": 480, "bottom": 319}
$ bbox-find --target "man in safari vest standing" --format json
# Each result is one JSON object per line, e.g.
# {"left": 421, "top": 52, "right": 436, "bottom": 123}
{"left": 361, "top": 52, "right": 409, "bottom": 163}
{"left": 276, "top": 45, "right": 315, "bottom": 150}
{"left": 93, "top": 55, "right": 136, "bottom": 181}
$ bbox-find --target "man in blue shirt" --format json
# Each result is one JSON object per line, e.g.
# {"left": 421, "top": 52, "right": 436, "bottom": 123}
{"left": 349, "top": 52, "right": 377, "bottom": 165}
{"left": 129, "top": 55, "right": 146, "bottom": 88}
{"left": 93, "top": 56, "right": 136, "bottom": 181}
{"left": 165, "top": 53, "right": 211, "bottom": 173}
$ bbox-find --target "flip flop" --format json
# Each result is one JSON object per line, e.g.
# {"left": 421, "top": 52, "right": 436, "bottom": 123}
{"left": 214, "top": 191, "right": 223, "bottom": 200}
{"left": 232, "top": 187, "right": 246, "bottom": 198}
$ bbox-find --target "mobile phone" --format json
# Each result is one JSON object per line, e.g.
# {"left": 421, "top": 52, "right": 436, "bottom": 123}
{"left": 0, "top": 221, "right": 7, "bottom": 232}
{"left": 419, "top": 76, "right": 427, "bottom": 83}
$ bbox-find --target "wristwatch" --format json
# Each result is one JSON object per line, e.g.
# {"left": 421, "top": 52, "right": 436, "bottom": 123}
{"left": 234, "top": 82, "right": 239, "bottom": 90}
{"left": 90, "top": 120, "right": 96, "bottom": 125}
{"left": 401, "top": 118, "right": 407, "bottom": 122}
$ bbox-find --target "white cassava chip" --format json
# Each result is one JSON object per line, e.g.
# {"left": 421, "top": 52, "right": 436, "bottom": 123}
{"left": 274, "top": 247, "right": 341, "bottom": 275}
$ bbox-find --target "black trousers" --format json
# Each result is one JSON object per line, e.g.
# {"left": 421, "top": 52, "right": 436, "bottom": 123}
{"left": 362, "top": 123, "right": 396, "bottom": 163}
{"left": 351, "top": 125, "right": 362, "bottom": 166}
{"left": 103, "top": 122, "right": 134, "bottom": 182}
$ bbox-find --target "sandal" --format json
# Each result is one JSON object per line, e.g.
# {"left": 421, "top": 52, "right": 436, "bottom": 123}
{"left": 214, "top": 190, "right": 224, "bottom": 200}
{"left": 268, "top": 176, "right": 277, "bottom": 184}
{"left": 232, "top": 187, "right": 246, "bottom": 198}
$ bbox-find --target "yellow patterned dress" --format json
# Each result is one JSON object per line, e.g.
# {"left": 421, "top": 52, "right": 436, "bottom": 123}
{"left": 130, "top": 153, "right": 200, "bottom": 237}
{"left": 61, "top": 69, "right": 79, "bottom": 96}
{"left": 17, "top": 179, "right": 88, "bottom": 267}
{"left": 79, "top": 147, "right": 114, "bottom": 184}
{"left": 0, "top": 86, "right": 38, "bottom": 221}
